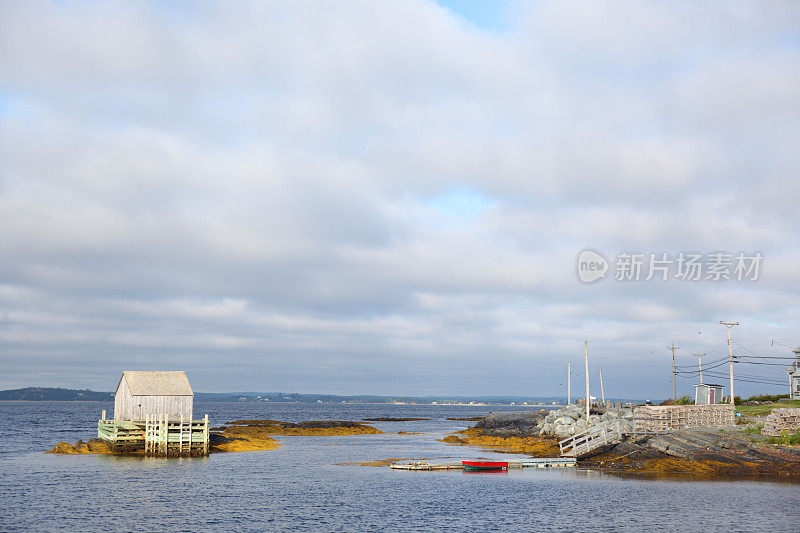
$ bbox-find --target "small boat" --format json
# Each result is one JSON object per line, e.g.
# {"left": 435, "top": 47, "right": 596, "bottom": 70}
{"left": 462, "top": 460, "right": 508, "bottom": 472}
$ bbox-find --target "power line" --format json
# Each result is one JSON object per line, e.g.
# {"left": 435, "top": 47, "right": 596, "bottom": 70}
{"left": 678, "top": 358, "right": 788, "bottom": 385}
{"left": 676, "top": 356, "right": 727, "bottom": 368}
{"left": 735, "top": 356, "right": 797, "bottom": 360}
{"left": 675, "top": 359, "right": 729, "bottom": 373}
{"left": 705, "top": 369, "right": 783, "bottom": 380}
{"left": 702, "top": 368, "right": 786, "bottom": 383}
{"left": 589, "top": 331, "right": 704, "bottom": 343}
{"left": 735, "top": 360, "right": 792, "bottom": 367}
{"left": 702, "top": 372, "right": 786, "bottom": 387}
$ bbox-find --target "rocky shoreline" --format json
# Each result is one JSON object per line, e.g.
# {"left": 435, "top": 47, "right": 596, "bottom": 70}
{"left": 582, "top": 427, "right": 800, "bottom": 477}
{"left": 48, "top": 419, "right": 381, "bottom": 455}
{"left": 441, "top": 411, "right": 800, "bottom": 478}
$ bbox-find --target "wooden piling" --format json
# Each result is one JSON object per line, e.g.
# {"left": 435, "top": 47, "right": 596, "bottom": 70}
{"left": 203, "top": 414, "right": 209, "bottom": 455}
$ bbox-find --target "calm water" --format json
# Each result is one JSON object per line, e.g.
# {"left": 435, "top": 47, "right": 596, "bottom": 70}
{"left": 1, "top": 402, "right": 798, "bottom": 532}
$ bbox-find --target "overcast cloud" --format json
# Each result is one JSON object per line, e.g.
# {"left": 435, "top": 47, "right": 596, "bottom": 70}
{"left": 1, "top": 0, "right": 799, "bottom": 398}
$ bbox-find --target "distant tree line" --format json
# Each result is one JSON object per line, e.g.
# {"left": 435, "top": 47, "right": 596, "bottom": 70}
{"left": 0, "top": 387, "right": 113, "bottom": 401}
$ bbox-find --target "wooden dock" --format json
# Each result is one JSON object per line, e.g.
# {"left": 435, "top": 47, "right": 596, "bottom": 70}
{"left": 559, "top": 420, "right": 625, "bottom": 458}
{"left": 390, "top": 458, "right": 576, "bottom": 470}
{"left": 97, "top": 410, "right": 209, "bottom": 456}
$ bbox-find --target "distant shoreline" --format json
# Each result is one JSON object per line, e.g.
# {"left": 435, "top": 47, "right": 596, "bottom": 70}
{"left": 0, "top": 399, "right": 563, "bottom": 407}
{"left": 0, "top": 386, "right": 644, "bottom": 404}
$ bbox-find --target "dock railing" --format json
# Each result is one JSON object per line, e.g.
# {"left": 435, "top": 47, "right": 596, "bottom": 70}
{"left": 559, "top": 420, "right": 625, "bottom": 457}
{"left": 98, "top": 411, "right": 209, "bottom": 456}
{"left": 559, "top": 404, "right": 738, "bottom": 458}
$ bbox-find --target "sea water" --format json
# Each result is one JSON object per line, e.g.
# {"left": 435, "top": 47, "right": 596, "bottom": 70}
{"left": 1, "top": 402, "right": 798, "bottom": 532}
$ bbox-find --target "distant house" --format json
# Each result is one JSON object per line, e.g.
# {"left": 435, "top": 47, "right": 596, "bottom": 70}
{"left": 694, "top": 383, "right": 724, "bottom": 405}
{"left": 788, "top": 347, "right": 800, "bottom": 400}
{"left": 114, "top": 371, "right": 194, "bottom": 421}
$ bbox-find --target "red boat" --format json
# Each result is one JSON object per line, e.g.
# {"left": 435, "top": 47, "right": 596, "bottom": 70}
{"left": 462, "top": 460, "right": 508, "bottom": 472}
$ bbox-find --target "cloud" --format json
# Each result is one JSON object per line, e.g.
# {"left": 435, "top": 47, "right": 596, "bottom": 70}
{"left": 0, "top": 0, "right": 798, "bottom": 397}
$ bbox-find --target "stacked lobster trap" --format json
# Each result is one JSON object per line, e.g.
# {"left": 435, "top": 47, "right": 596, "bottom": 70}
{"left": 762, "top": 408, "right": 800, "bottom": 437}
{"left": 632, "top": 404, "right": 736, "bottom": 433}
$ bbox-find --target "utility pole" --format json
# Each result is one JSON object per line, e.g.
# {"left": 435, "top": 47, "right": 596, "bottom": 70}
{"left": 668, "top": 342, "right": 679, "bottom": 400}
{"left": 599, "top": 365, "right": 605, "bottom": 406}
{"left": 693, "top": 353, "right": 705, "bottom": 385}
{"left": 567, "top": 361, "right": 571, "bottom": 405}
{"left": 584, "top": 340, "right": 590, "bottom": 420}
{"left": 720, "top": 321, "right": 740, "bottom": 405}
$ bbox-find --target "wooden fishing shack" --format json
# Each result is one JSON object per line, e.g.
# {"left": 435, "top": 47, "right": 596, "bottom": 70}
{"left": 97, "top": 371, "right": 209, "bottom": 456}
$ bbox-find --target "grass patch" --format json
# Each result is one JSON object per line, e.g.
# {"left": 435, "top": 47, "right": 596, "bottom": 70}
{"left": 765, "top": 431, "right": 800, "bottom": 446}
{"left": 742, "top": 424, "right": 763, "bottom": 435}
{"left": 737, "top": 400, "right": 800, "bottom": 417}
{"left": 659, "top": 395, "right": 693, "bottom": 406}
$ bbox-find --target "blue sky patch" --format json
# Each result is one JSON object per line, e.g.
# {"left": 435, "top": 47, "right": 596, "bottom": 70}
{"left": 436, "top": 0, "right": 510, "bottom": 32}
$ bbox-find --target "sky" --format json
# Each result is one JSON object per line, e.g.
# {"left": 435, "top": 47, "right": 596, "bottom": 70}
{"left": 1, "top": 0, "right": 799, "bottom": 398}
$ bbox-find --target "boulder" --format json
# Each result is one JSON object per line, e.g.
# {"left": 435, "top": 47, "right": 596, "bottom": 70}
{"left": 48, "top": 442, "right": 77, "bottom": 454}
{"left": 473, "top": 412, "right": 545, "bottom": 437}
{"left": 538, "top": 405, "right": 614, "bottom": 438}
{"left": 554, "top": 425, "right": 574, "bottom": 439}
{"left": 555, "top": 416, "right": 574, "bottom": 426}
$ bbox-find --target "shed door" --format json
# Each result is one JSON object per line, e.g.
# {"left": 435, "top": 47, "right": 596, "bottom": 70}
{"left": 709, "top": 389, "right": 715, "bottom": 404}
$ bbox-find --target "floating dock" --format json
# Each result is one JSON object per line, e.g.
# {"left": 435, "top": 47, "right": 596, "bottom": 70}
{"left": 97, "top": 410, "right": 209, "bottom": 456}
{"left": 390, "top": 457, "right": 576, "bottom": 470}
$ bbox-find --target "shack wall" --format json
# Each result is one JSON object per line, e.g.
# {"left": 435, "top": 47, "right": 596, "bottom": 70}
{"left": 134, "top": 394, "right": 193, "bottom": 421}
{"left": 114, "top": 377, "right": 133, "bottom": 421}
{"left": 114, "top": 377, "right": 193, "bottom": 421}
{"left": 694, "top": 385, "right": 723, "bottom": 405}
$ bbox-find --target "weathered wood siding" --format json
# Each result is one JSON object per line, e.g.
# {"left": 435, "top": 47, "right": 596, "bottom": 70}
{"left": 114, "top": 377, "right": 193, "bottom": 421}
{"left": 114, "top": 377, "right": 132, "bottom": 421}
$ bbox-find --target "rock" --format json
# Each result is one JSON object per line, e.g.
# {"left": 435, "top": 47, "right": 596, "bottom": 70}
{"left": 582, "top": 428, "right": 800, "bottom": 477}
{"left": 538, "top": 405, "right": 618, "bottom": 438}
{"left": 48, "top": 442, "right": 77, "bottom": 454}
{"left": 47, "top": 438, "right": 112, "bottom": 454}
{"left": 473, "top": 412, "right": 545, "bottom": 438}
{"left": 603, "top": 428, "right": 778, "bottom": 463}
{"left": 554, "top": 425, "right": 573, "bottom": 439}
{"left": 87, "top": 439, "right": 112, "bottom": 453}
{"left": 555, "top": 416, "right": 574, "bottom": 426}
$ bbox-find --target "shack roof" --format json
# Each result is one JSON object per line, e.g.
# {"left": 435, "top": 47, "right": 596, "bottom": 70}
{"left": 695, "top": 383, "right": 724, "bottom": 388}
{"left": 117, "top": 371, "right": 193, "bottom": 396}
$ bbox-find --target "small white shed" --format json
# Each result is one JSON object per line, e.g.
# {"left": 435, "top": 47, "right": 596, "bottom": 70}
{"left": 695, "top": 383, "right": 724, "bottom": 405}
{"left": 114, "top": 371, "right": 194, "bottom": 421}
